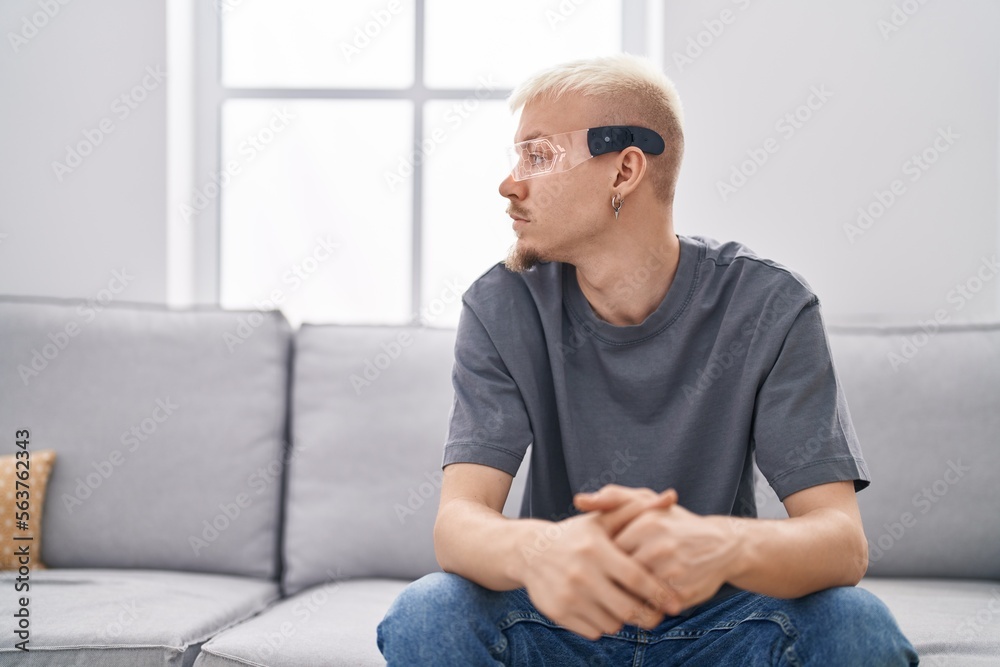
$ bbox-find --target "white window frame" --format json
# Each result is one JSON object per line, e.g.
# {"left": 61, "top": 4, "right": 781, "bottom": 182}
{"left": 169, "top": 0, "right": 658, "bottom": 316}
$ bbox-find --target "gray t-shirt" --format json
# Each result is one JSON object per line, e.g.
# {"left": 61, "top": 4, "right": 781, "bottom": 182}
{"left": 443, "top": 234, "right": 870, "bottom": 527}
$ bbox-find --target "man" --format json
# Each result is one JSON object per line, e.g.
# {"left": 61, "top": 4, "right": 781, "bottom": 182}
{"left": 378, "top": 54, "right": 918, "bottom": 665}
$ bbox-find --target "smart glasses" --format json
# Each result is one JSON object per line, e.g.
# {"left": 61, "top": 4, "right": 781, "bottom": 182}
{"left": 507, "top": 125, "right": 665, "bottom": 181}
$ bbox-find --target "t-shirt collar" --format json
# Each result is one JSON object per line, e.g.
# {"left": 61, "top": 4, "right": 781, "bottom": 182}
{"left": 561, "top": 234, "right": 700, "bottom": 344}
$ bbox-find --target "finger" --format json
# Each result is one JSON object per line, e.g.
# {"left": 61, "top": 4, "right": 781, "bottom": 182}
{"left": 591, "top": 492, "right": 678, "bottom": 537}
{"left": 658, "top": 488, "right": 679, "bottom": 507}
{"left": 613, "top": 495, "right": 685, "bottom": 553}
{"left": 575, "top": 486, "right": 678, "bottom": 513}
{"left": 600, "top": 541, "right": 677, "bottom": 615}
{"left": 573, "top": 484, "right": 652, "bottom": 512}
{"left": 566, "top": 603, "right": 623, "bottom": 640}
{"left": 585, "top": 574, "right": 664, "bottom": 630}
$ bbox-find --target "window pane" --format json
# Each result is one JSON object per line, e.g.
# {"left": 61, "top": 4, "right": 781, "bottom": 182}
{"left": 421, "top": 100, "right": 516, "bottom": 327}
{"left": 220, "top": 100, "right": 412, "bottom": 326}
{"left": 222, "top": 0, "right": 415, "bottom": 88}
{"left": 424, "top": 0, "right": 622, "bottom": 89}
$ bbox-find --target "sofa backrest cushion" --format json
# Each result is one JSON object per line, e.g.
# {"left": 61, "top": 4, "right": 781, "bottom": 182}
{"left": 283, "top": 325, "right": 446, "bottom": 594}
{"left": 283, "top": 325, "right": 528, "bottom": 595}
{"left": 754, "top": 322, "right": 1000, "bottom": 580}
{"left": 0, "top": 296, "right": 291, "bottom": 579}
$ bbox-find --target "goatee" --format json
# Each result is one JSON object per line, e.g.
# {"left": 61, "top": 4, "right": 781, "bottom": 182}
{"left": 504, "top": 242, "right": 543, "bottom": 273}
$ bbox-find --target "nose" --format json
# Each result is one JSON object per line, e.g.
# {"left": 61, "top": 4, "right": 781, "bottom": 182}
{"left": 499, "top": 172, "right": 526, "bottom": 201}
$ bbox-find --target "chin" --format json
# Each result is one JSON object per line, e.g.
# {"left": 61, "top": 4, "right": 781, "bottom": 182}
{"left": 504, "top": 241, "right": 545, "bottom": 273}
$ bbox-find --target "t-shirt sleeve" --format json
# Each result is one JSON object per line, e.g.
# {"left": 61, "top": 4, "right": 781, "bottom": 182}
{"left": 441, "top": 300, "right": 534, "bottom": 476}
{"left": 752, "top": 299, "right": 871, "bottom": 501}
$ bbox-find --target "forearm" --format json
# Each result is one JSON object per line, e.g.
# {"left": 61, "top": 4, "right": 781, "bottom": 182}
{"left": 433, "top": 498, "right": 548, "bottom": 591}
{"left": 724, "top": 508, "right": 868, "bottom": 598}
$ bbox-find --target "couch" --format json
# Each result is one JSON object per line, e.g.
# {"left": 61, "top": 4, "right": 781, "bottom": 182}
{"left": 0, "top": 294, "right": 997, "bottom": 666}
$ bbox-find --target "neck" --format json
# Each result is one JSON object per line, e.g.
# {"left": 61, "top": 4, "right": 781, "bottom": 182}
{"left": 573, "top": 220, "right": 681, "bottom": 327}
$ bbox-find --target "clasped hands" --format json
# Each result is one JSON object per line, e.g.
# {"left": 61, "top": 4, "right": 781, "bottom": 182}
{"left": 518, "top": 484, "right": 744, "bottom": 640}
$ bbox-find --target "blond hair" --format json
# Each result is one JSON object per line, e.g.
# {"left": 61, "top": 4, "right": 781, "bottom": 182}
{"left": 508, "top": 54, "right": 685, "bottom": 203}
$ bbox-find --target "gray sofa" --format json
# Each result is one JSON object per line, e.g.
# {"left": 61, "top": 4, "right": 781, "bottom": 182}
{"left": 0, "top": 294, "right": 997, "bottom": 666}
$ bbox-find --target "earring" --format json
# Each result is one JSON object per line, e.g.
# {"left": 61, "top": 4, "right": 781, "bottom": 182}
{"left": 611, "top": 192, "right": 624, "bottom": 220}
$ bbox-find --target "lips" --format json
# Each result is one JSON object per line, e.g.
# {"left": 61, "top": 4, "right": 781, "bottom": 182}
{"left": 508, "top": 205, "right": 530, "bottom": 232}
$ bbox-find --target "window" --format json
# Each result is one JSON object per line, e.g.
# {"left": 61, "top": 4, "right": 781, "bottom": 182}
{"left": 191, "top": 0, "right": 658, "bottom": 327}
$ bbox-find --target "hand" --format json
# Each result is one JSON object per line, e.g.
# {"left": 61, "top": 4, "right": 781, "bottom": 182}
{"left": 572, "top": 484, "right": 678, "bottom": 524}
{"left": 612, "top": 503, "right": 744, "bottom": 616}
{"left": 517, "top": 486, "right": 677, "bottom": 640}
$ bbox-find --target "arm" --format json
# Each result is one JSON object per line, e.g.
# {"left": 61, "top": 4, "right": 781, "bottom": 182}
{"left": 433, "top": 461, "right": 538, "bottom": 591}
{"left": 576, "top": 480, "right": 867, "bottom": 615}
{"left": 434, "top": 463, "right": 678, "bottom": 638}
{"left": 726, "top": 480, "right": 867, "bottom": 596}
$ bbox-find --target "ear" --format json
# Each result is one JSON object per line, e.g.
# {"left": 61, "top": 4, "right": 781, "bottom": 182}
{"left": 611, "top": 147, "right": 647, "bottom": 197}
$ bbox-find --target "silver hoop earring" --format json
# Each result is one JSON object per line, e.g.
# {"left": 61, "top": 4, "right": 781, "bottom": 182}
{"left": 611, "top": 193, "right": 624, "bottom": 220}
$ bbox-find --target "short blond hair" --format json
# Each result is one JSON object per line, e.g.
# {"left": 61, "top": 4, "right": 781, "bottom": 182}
{"left": 508, "top": 54, "right": 685, "bottom": 204}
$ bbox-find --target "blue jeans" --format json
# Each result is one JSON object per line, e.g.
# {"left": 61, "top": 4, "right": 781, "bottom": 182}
{"left": 377, "top": 572, "right": 918, "bottom": 666}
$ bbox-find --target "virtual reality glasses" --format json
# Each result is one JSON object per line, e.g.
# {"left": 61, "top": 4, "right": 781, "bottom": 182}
{"left": 507, "top": 125, "right": 665, "bottom": 181}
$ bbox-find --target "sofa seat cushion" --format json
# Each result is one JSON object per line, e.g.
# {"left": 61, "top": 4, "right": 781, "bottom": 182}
{"left": 194, "top": 578, "right": 407, "bottom": 667}
{"left": 860, "top": 577, "right": 1000, "bottom": 665}
{"left": 0, "top": 568, "right": 280, "bottom": 667}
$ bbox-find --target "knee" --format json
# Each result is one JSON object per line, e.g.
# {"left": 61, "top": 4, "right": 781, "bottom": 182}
{"left": 794, "top": 587, "right": 917, "bottom": 665}
{"left": 813, "top": 586, "right": 898, "bottom": 632}
{"left": 380, "top": 573, "right": 468, "bottom": 632}
{"left": 377, "top": 572, "right": 489, "bottom": 656}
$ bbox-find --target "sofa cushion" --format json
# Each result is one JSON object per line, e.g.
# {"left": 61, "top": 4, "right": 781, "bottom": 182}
{"left": 0, "top": 296, "right": 291, "bottom": 578}
{"left": 860, "top": 577, "right": 1000, "bottom": 665}
{"left": 282, "top": 325, "right": 453, "bottom": 595}
{"left": 283, "top": 323, "right": 530, "bottom": 596}
{"left": 194, "top": 578, "right": 406, "bottom": 667}
{"left": 0, "top": 568, "right": 280, "bottom": 666}
{"left": 754, "top": 322, "right": 1000, "bottom": 580}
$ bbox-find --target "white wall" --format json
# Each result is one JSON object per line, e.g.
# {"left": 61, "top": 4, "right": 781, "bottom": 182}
{"left": 663, "top": 0, "right": 999, "bottom": 324}
{"left": 0, "top": 0, "right": 167, "bottom": 303}
{"left": 2, "top": 1, "right": 996, "bottom": 326}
